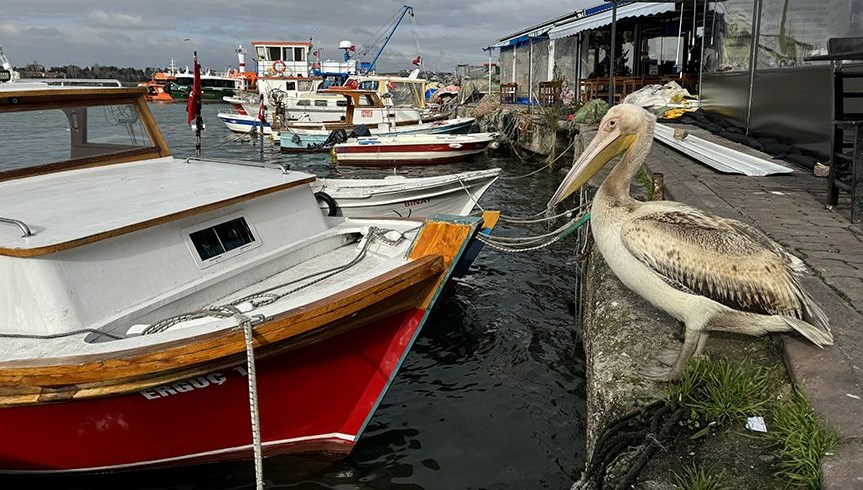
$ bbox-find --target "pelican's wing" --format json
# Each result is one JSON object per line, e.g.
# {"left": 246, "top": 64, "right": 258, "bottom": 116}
{"left": 620, "top": 208, "right": 808, "bottom": 318}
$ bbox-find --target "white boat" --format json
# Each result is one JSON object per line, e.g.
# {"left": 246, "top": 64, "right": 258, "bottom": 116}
{"left": 311, "top": 168, "right": 502, "bottom": 218}
{"left": 332, "top": 133, "right": 498, "bottom": 166}
{"left": 0, "top": 84, "right": 492, "bottom": 473}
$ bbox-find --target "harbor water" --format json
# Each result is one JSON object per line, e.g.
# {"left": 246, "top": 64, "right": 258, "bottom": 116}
{"left": 1, "top": 102, "right": 587, "bottom": 490}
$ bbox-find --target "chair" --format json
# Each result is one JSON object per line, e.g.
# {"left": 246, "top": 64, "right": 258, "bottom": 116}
{"left": 807, "top": 38, "right": 863, "bottom": 223}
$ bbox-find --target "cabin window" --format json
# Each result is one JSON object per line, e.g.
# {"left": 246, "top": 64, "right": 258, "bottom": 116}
{"left": 336, "top": 99, "right": 348, "bottom": 107}
{"left": 0, "top": 103, "right": 155, "bottom": 174}
{"left": 294, "top": 47, "right": 306, "bottom": 62}
{"left": 296, "top": 99, "right": 311, "bottom": 106}
{"left": 314, "top": 99, "right": 328, "bottom": 107}
{"left": 285, "top": 81, "right": 297, "bottom": 91}
{"left": 188, "top": 217, "right": 256, "bottom": 262}
{"left": 358, "top": 95, "right": 376, "bottom": 106}
{"left": 282, "top": 48, "right": 295, "bottom": 62}
{"left": 266, "top": 47, "right": 281, "bottom": 61}
{"left": 359, "top": 81, "right": 378, "bottom": 90}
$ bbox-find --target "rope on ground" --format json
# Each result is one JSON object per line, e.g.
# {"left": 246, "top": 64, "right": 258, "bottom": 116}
{"left": 570, "top": 399, "right": 685, "bottom": 490}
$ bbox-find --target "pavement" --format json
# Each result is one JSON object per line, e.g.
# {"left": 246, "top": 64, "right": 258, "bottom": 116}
{"left": 644, "top": 130, "right": 863, "bottom": 488}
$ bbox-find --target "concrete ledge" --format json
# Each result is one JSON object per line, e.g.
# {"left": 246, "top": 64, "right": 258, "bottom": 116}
{"left": 582, "top": 245, "right": 676, "bottom": 456}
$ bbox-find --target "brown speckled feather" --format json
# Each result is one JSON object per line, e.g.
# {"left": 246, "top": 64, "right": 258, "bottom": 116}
{"left": 620, "top": 209, "right": 810, "bottom": 319}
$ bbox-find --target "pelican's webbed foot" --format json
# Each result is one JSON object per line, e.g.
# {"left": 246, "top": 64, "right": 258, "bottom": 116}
{"left": 641, "top": 365, "right": 678, "bottom": 382}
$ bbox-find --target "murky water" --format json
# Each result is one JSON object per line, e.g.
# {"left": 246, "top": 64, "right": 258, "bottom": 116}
{"left": 1, "top": 101, "right": 586, "bottom": 489}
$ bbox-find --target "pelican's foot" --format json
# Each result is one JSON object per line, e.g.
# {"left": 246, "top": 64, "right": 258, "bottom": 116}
{"left": 641, "top": 365, "right": 678, "bottom": 382}
{"left": 656, "top": 349, "right": 680, "bottom": 366}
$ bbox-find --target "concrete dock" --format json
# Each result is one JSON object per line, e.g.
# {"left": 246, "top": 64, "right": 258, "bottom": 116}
{"left": 628, "top": 129, "right": 863, "bottom": 487}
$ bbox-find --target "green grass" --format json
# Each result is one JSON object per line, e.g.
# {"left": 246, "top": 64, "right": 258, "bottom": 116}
{"left": 769, "top": 391, "right": 840, "bottom": 489}
{"left": 673, "top": 463, "right": 730, "bottom": 490}
{"left": 672, "top": 358, "right": 770, "bottom": 428}
{"left": 670, "top": 358, "right": 839, "bottom": 488}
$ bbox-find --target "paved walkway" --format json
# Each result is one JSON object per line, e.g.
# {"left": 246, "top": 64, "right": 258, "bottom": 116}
{"left": 644, "top": 131, "right": 863, "bottom": 487}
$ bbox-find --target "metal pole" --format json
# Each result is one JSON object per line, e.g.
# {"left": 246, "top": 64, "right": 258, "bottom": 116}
{"left": 676, "top": 1, "right": 685, "bottom": 76}
{"left": 258, "top": 94, "right": 265, "bottom": 162}
{"left": 609, "top": 0, "right": 617, "bottom": 106}
{"left": 698, "top": 0, "right": 708, "bottom": 104}
{"left": 529, "top": 37, "right": 533, "bottom": 110}
{"left": 745, "top": 0, "right": 763, "bottom": 134}
{"left": 488, "top": 47, "right": 493, "bottom": 95}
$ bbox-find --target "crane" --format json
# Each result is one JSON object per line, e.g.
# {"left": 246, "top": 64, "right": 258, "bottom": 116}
{"left": 365, "top": 5, "right": 415, "bottom": 75}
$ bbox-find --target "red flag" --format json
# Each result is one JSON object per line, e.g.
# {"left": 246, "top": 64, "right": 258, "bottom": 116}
{"left": 257, "top": 96, "right": 266, "bottom": 125}
{"left": 412, "top": 55, "right": 422, "bottom": 66}
{"left": 312, "top": 49, "right": 320, "bottom": 57}
{"left": 349, "top": 45, "right": 356, "bottom": 52}
{"left": 186, "top": 52, "right": 202, "bottom": 125}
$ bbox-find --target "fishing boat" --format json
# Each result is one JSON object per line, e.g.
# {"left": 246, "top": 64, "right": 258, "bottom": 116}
{"left": 311, "top": 168, "right": 501, "bottom": 218}
{"left": 0, "top": 83, "right": 489, "bottom": 473}
{"left": 279, "top": 88, "right": 474, "bottom": 152}
{"left": 138, "top": 80, "right": 174, "bottom": 102}
{"left": 332, "top": 133, "right": 498, "bottom": 166}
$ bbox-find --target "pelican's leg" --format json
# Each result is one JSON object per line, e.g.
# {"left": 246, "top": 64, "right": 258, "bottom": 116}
{"left": 694, "top": 332, "right": 710, "bottom": 358}
{"left": 643, "top": 327, "right": 703, "bottom": 381}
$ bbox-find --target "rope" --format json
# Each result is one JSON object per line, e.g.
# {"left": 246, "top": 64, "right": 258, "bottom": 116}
{"left": 457, "top": 175, "right": 484, "bottom": 212}
{"left": 239, "top": 309, "right": 265, "bottom": 490}
{"left": 571, "top": 400, "right": 685, "bottom": 490}
{"left": 500, "top": 137, "right": 576, "bottom": 180}
{"left": 141, "top": 227, "right": 408, "bottom": 336}
{"left": 476, "top": 212, "right": 590, "bottom": 253}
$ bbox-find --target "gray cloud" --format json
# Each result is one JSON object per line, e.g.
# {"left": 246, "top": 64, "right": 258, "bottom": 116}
{"left": 2, "top": 0, "right": 581, "bottom": 72}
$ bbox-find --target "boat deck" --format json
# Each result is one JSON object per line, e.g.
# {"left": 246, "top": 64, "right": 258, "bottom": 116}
{"left": 0, "top": 158, "right": 315, "bottom": 256}
{"left": 0, "top": 222, "right": 419, "bottom": 363}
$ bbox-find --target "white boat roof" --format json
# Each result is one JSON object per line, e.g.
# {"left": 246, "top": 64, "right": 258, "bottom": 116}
{"left": 0, "top": 157, "right": 314, "bottom": 256}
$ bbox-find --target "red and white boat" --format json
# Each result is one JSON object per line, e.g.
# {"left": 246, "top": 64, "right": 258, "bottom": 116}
{"left": 0, "top": 83, "right": 490, "bottom": 473}
{"left": 333, "top": 132, "right": 499, "bottom": 166}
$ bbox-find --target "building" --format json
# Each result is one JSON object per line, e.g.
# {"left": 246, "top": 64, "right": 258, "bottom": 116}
{"left": 490, "top": 0, "right": 863, "bottom": 159}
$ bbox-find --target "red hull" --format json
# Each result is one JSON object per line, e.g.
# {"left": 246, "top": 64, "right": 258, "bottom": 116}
{"left": 0, "top": 308, "right": 426, "bottom": 473}
{"left": 336, "top": 141, "right": 491, "bottom": 154}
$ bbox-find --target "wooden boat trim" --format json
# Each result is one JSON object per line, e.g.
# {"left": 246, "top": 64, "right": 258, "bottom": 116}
{"left": 0, "top": 176, "right": 316, "bottom": 258}
{"left": 0, "top": 88, "right": 172, "bottom": 183}
{"left": 0, "top": 254, "right": 444, "bottom": 390}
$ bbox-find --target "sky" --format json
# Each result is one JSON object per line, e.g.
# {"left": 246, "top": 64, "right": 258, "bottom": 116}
{"left": 0, "top": 0, "right": 594, "bottom": 74}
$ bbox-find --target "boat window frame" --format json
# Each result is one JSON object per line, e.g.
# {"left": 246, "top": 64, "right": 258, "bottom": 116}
{"left": 0, "top": 87, "right": 171, "bottom": 183}
{"left": 182, "top": 212, "right": 262, "bottom": 268}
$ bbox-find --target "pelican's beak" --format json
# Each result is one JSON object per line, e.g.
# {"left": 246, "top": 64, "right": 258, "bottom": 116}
{"left": 546, "top": 129, "right": 637, "bottom": 208}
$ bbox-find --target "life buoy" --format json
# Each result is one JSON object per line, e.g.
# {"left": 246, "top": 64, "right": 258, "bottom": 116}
{"left": 273, "top": 60, "right": 287, "bottom": 75}
{"left": 314, "top": 191, "right": 339, "bottom": 217}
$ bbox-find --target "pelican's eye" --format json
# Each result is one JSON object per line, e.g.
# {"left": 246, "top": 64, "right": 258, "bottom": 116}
{"left": 607, "top": 119, "right": 617, "bottom": 129}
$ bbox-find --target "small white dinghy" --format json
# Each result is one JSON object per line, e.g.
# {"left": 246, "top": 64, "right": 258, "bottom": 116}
{"left": 311, "top": 168, "right": 501, "bottom": 218}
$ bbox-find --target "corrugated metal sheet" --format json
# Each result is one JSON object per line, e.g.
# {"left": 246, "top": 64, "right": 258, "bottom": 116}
{"left": 653, "top": 123, "right": 793, "bottom": 176}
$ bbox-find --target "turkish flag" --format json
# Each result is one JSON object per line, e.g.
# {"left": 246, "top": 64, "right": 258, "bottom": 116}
{"left": 258, "top": 95, "right": 266, "bottom": 125}
{"left": 186, "top": 52, "right": 202, "bottom": 125}
{"left": 412, "top": 56, "right": 421, "bottom": 66}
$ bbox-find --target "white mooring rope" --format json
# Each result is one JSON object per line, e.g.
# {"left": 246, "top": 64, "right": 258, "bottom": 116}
{"left": 239, "top": 310, "right": 265, "bottom": 490}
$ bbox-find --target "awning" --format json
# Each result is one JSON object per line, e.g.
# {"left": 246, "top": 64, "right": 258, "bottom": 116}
{"left": 490, "top": 25, "right": 555, "bottom": 49}
{"left": 548, "top": 2, "right": 676, "bottom": 40}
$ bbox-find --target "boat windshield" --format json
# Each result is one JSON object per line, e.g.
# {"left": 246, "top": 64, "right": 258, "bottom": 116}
{"left": 0, "top": 101, "right": 155, "bottom": 175}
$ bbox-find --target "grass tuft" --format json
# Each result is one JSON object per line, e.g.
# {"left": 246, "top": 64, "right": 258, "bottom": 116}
{"left": 770, "top": 390, "right": 840, "bottom": 489}
{"left": 671, "top": 358, "right": 770, "bottom": 428}
{"left": 673, "top": 463, "right": 730, "bottom": 490}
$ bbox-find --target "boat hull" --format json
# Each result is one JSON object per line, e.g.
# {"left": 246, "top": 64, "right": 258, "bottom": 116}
{"left": 312, "top": 169, "right": 500, "bottom": 218}
{"left": 334, "top": 141, "right": 492, "bottom": 166}
{"left": 217, "top": 112, "right": 273, "bottom": 135}
{"left": 279, "top": 118, "right": 475, "bottom": 153}
{"left": 0, "top": 308, "right": 426, "bottom": 473}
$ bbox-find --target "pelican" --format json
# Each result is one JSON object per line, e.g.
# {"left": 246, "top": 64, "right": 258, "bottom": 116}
{"left": 548, "top": 104, "right": 832, "bottom": 381}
